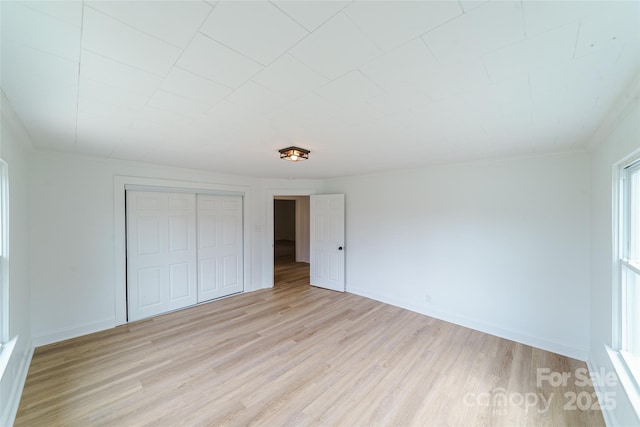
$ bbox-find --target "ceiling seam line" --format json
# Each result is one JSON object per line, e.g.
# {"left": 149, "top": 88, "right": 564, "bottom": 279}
{"left": 340, "top": 11, "right": 384, "bottom": 54}
{"left": 171, "top": 65, "right": 235, "bottom": 91}
{"left": 83, "top": 3, "right": 187, "bottom": 51}
{"left": 171, "top": 1, "right": 219, "bottom": 76}
{"left": 74, "top": 0, "right": 87, "bottom": 152}
{"left": 268, "top": 0, "right": 313, "bottom": 34}
{"left": 571, "top": 20, "right": 582, "bottom": 60}
{"left": 81, "top": 48, "right": 169, "bottom": 79}
{"left": 196, "top": 31, "right": 266, "bottom": 68}
{"left": 20, "top": 4, "right": 81, "bottom": 28}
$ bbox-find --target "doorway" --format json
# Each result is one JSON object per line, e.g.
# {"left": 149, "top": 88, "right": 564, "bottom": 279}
{"left": 273, "top": 196, "right": 310, "bottom": 288}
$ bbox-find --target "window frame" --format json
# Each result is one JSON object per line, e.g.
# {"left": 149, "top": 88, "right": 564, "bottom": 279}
{"left": 611, "top": 149, "right": 640, "bottom": 416}
{"left": 617, "top": 157, "right": 640, "bottom": 339}
{"left": 0, "top": 159, "right": 7, "bottom": 345}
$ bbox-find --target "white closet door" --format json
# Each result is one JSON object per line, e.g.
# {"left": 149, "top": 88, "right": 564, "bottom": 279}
{"left": 197, "top": 195, "right": 243, "bottom": 302}
{"left": 127, "top": 191, "right": 197, "bottom": 321}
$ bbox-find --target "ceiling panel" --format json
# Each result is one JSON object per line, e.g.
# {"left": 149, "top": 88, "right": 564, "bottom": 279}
{"left": 252, "top": 54, "right": 328, "bottom": 98}
{"left": 2, "top": 40, "right": 79, "bottom": 87}
{"left": 82, "top": 7, "right": 181, "bottom": 76}
{"left": 77, "top": 97, "right": 137, "bottom": 133}
{"left": 130, "top": 117, "right": 190, "bottom": 135}
{"left": 79, "top": 78, "right": 151, "bottom": 109}
{"left": 285, "top": 93, "right": 352, "bottom": 129}
{"left": 76, "top": 109, "right": 128, "bottom": 156}
{"left": 344, "top": 0, "right": 462, "bottom": 52}
{"left": 200, "top": 1, "right": 308, "bottom": 65}
{"left": 226, "top": 80, "right": 289, "bottom": 115}
{"left": 366, "top": 88, "right": 433, "bottom": 115}
{"left": 3, "top": 78, "right": 78, "bottom": 151}
{"left": 206, "top": 100, "right": 270, "bottom": 130}
{"left": 272, "top": 0, "right": 349, "bottom": 32}
{"left": 1, "top": 2, "right": 81, "bottom": 61}
{"left": 573, "top": 1, "right": 640, "bottom": 58}
{"left": 314, "top": 70, "right": 385, "bottom": 105}
{"left": 408, "top": 98, "right": 485, "bottom": 145}
{"left": 528, "top": 45, "right": 623, "bottom": 108}
{"left": 528, "top": 70, "right": 568, "bottom": 109}
{"left": 289, "top": 13, "right": 382, "bottom": 80}
{"left": 81, "top": 50, "right": 163, "bottom": 97}
{"left": 133, "top": 106, "right": 195, "bottom": 129}
{"left": 359, "top": 38, "right": 439, "bottom": 91}
{"left": 325, "top": 100, "right": 386, "bottom": 126}
{"left": 522, "top": 1, "right": 584, "bottom": 38}
{"left": 86, "top": 0, "right": 211, "bottom": 48}
{"left": 109, "top": 128, "right": 160, "bottom": 162}
{"left": 266, "top": 109, "right": 321, "bottom": 143}
{"left": 477, "top": 77, "right": 532, "bottom": 116}
{"left": 161, "top": 67, "right": 232, "bottom": 105}
{"left": 459, "top": 1, "right": 489, "bottom": 13}
{"left": 1, "top": 40, "right": 79, "bottom": 152}
{"left": 20, "top": 1, "right": 82, "bottom": 26}
{"left": 78, "top": 93, "right": 131, "bottom": 113}
{"left": 176, "top": 33, "right": 263, "bottom": 88}
{"left": 482, "top": 22, "right": 579, "bottom": 82}
{"left": 422, "top": 1, "right": 524, "bottom": 63}
{"left": 24, "top": 124, "right": 78, "bottom": 153}
{"left": 1, "top": 0, "right": 638, "bottom": 179}
{"left": 147, "top": 90, "right": 211, "bottom": 118}
{"left": 413, "top": 59, "right": 491, "bottom": 101}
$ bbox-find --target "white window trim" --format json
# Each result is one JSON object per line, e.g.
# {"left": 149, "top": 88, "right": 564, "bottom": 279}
{"left": 0, "top": 159, "right": 8, "bottom": 345}
{"left": 0, "top": 160, "right": 9, "bottom": 377}
{"left": 607, "top": 346, "right": 640, "bottom": 419}
{"left": 610, "top": 149, "right": 640, "bottom": 419}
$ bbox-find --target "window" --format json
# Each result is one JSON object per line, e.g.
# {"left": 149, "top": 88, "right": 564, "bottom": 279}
{"left": 618, "top": 154, "right": 640, "bottom": 380}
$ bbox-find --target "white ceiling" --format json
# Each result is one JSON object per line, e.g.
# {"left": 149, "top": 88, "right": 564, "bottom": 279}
{"left": 1, "top": 0, "right": 638, "bottom": 179}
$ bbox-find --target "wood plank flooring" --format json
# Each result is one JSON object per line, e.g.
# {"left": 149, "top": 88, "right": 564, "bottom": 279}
{"left": 16, "top": 257, "right": 604, "bottom": 426}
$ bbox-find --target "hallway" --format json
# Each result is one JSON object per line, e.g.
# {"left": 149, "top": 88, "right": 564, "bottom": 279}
{"left": 274, "top": 240, "right": 309, "bottom": 289}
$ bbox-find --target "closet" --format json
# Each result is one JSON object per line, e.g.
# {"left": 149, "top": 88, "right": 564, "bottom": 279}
{"left": 126, "top": 190, "right": 243, "bottom": 322}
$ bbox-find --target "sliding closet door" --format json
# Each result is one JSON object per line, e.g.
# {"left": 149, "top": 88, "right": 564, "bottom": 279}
{"left": 197, "top": 195, "right": 243, "bottom": 302}
{"left": 127, "top": 191, "right": 197, "bottom": 321}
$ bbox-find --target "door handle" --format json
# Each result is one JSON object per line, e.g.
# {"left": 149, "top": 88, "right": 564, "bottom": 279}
{"left": 338, "top": 246, "right": 343, "bottom": 251}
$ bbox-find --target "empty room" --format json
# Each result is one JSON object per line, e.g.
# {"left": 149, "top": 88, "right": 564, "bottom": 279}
{"left": 1, "top": 0, "right": 639, "bottom": 425}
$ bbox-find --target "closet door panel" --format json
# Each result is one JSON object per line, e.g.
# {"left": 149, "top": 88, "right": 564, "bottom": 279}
{"left": 198, "top": 195, "right": 243, "bottom": 302}
{"left": 127, "top": 191, "right": 197, "bottom": 321}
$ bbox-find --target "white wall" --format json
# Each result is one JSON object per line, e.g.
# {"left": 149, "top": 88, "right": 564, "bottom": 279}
{"left": 324, "top": 151, "right": 591, "bottom": 360}
{"left": 29, "top": 151, "right": 322, "bottom": 345}
{"left": 0, "top": 94, "right": 33, "bottom": 426}
{"left": 589, "top": 89, "right": 640, "bottom": 425}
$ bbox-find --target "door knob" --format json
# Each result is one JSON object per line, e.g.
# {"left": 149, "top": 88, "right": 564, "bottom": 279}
{"left": 338, "top": 246, "right": 343, "bottom": 250}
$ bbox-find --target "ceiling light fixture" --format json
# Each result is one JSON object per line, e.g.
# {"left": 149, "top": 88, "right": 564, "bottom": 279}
{"left": 279, "top": 146, "right": 310, "bottom": 162}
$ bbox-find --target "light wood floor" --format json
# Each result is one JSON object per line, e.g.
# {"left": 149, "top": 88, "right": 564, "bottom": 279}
{"left": 16, "top": 256, "right": 604, "bottom": 426}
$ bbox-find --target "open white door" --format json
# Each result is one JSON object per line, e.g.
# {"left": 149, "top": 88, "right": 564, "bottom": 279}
{"left": 310, "top": 194, "right": 345, "bottom": 292}
{"left": 126, "top": 191, "right": 198, "bottom": 321}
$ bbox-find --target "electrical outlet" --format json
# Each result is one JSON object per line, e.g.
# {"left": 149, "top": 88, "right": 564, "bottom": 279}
{"left": 425, "top": 294, "right": 431, "bottom": 303}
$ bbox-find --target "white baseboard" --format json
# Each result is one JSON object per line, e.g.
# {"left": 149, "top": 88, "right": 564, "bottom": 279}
{"left": 34, "top": 286, "right": 273, "bottom": 348}
{"left": 587, "top": 359, "right": 616, "bottom": 427}
{"left": 347, "top": 285, "right": 589, "bottom": 361}
{"left": 250, "top": 282, "right": 271, "bottom": 291}
{"left": 32, "top": 318, "right": 116, "bottom": 347}
{"left": 1, "top": 341, "right": 33, "bottom": 427}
